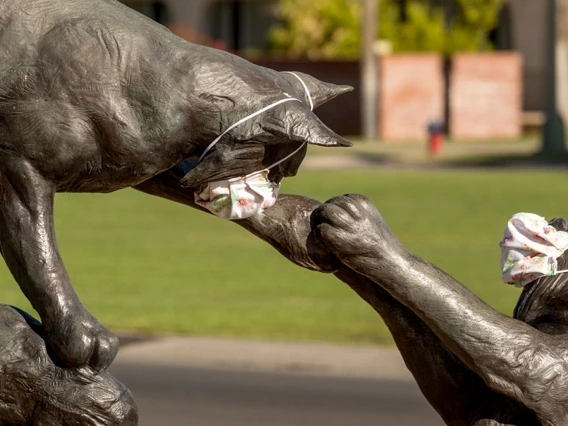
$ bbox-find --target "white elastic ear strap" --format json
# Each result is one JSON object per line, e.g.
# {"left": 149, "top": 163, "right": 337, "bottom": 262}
{"left": 199, "top": 97, "right": 300, "bottom": 162}
{"left": 267, "top": 142, "right": 307, "bottom": 171}
{"left": 267, "top": 72, "right": 312, "bottom": 170}
{"left": 283, "top": 72, "right": 314, "bottom": 111}
{"left": 199, "top": 73, "right": 314, "bottom": 163}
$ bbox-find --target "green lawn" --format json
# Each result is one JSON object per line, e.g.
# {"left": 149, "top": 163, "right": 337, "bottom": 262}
{"left": 0, "top": 168, "right": 566, "bottom": 345}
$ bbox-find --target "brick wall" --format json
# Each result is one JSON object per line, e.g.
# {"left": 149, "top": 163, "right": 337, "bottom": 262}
{"left": 379, "top": 54, "right": 444, "bottom": 141}
{"left": 450, "top": 53, "right": 522, "bottom": 139}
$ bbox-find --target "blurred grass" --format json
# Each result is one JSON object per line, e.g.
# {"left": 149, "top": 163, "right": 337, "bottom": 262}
{"left": 0, "top": 167, "right": 567, "bottom": 345}
{"left": 307, "top": 137, "right": 541, "bottom": 164}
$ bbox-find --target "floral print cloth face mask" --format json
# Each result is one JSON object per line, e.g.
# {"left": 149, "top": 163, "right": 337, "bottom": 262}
{"left": 195, "top": 170, "right": 280, "bottom": 220}
{"left": 500, "top": 212, "right": 568, "bottom": 287}
{"left": 194, "top": 72, "right": 313, "bottom": 221}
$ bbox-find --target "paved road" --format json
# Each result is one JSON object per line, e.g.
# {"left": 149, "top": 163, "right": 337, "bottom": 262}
{"left": 110, "top": 362, "right": 443, "bottom": 426}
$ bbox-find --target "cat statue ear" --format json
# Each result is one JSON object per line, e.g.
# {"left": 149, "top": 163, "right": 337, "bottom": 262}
{"left": 285, "top": 105, "right": 353, "bottom": 147}
{"left": 259, "top": 97, "right": 352, "bottom": 147}
{"left": 280, "top": 71, "right": 353, "bottom": 110}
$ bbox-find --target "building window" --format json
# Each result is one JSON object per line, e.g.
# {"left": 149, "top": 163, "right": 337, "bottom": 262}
{"left": 207, "top": 0, "right": 278, "bottom": 53}
{"left": 120, "top": 1, "right": 170, "bottom": 26}
{"left": 490, "top": 3, "right": 512, "bottom": 50}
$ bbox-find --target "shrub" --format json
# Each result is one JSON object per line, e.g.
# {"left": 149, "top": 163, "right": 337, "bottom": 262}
{"left": 268, "top": 0, "right": 505, "bottom": 58}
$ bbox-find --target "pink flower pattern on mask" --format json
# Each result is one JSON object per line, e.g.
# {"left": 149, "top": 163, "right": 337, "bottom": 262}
{"left": 194, "top": 170, "right": 280, "bottom": 220}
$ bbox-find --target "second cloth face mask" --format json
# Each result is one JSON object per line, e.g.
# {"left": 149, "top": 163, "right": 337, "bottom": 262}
{"left": 195, "top": 170, "right": 280, "bottom": 220}
{"left": 500, "top": 212, "right": 568, "bottom": 287}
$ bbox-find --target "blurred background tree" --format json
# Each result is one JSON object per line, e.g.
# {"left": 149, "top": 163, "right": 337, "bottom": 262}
{"left": 269, "top": 0, "right": 361, "bottom": 59}
{"left": 269, "top": 0, "right": 505, "bottom": 59}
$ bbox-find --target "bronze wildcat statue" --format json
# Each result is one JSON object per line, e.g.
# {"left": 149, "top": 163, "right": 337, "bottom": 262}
{"left": 7, "top": 2, "right": 564, "bottom": 426}
{"left": 0, "top": 0, "right": 352, "bottom": 371}
{"left": 311, "top": 196, "right": 567, "bottom": 426}
{"left": 232, "top": 191, "right": 568, "bottom": 426}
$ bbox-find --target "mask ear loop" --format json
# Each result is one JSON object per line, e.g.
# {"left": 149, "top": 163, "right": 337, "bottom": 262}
{"left": 266, "top": 142, "right": 307, "bottom": 171}
{"left": 199, "top": 97, "right": 302, "bottom": 162}
{"left": 200, "top": 72, "right": 314, "bottom": 171}
{"left": 261, "top": 73, "right": 313, "bottom": 173}
{"left": 283, "top": 72, "right": 314, "bottom": 111}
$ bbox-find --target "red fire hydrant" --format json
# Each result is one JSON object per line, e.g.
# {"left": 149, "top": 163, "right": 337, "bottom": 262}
{"left": 427, "top": 121, "right": 445, "bottom": 156}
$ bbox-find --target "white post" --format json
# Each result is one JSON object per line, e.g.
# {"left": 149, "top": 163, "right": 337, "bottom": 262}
{"left": 542, "top": 0, "right": 567, "bottom": 153}
{"left": 361, "top": 0, "right": 378, "bottom": 141}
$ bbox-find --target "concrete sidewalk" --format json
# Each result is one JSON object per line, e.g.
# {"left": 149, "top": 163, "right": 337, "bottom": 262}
{"left": 115, "top": 334, "right": 414, "bottom": 381}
